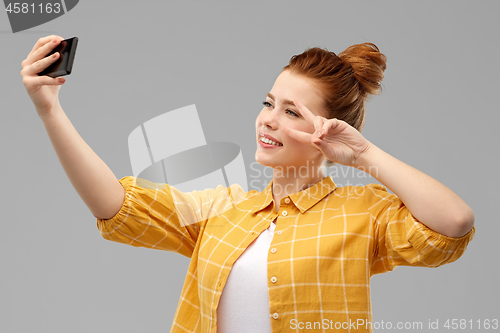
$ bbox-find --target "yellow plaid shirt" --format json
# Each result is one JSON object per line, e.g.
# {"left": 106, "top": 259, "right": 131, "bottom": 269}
{"left": 97, "top": 176, "right": 474, "bottom": 333}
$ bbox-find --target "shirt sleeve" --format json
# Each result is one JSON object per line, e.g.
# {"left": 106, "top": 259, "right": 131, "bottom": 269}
{"left": 96, "top": 176, "right": 240, "bottom": 258}
{"left": 363, "top": 183, "right": 475, "bottom": 275}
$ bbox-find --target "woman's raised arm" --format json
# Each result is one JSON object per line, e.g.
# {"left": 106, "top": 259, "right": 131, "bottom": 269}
{"left": 21, "top": 35, "right": 125, "bottom": 220}
{"left": 286, "top": 98, "right": 475, "bottom": 238}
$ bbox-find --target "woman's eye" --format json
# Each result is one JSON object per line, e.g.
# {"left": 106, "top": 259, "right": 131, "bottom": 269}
{"left": 262, "top": 101, "right": 298, "bottom": 117}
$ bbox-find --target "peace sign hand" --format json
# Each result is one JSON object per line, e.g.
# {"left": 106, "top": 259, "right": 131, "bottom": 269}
{"left": 282, "top": 98, "right": 373, "bottom": 168}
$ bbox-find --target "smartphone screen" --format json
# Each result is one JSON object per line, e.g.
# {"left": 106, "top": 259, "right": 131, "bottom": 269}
{"left": 38, "top": 37, "right": 78, "bottom": 78}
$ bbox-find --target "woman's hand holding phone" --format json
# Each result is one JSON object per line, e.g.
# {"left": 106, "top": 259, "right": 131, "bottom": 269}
{"left": 21, "top": 35, "right": 66, "bottom": 118}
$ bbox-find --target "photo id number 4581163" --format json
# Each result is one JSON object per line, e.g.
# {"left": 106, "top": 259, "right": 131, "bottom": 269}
{"left": 5, "top": 2, "right": 61, "bottom": 14}
{"left": 441, "top": 319, "right": 498, "bottom": 330}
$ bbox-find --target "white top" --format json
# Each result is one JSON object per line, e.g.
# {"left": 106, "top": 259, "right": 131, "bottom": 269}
{"left": 216, "top": 221, "right": 276, "bottom": 333}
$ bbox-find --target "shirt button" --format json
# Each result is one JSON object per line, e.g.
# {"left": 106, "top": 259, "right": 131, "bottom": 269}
{"left": 277, "top": 230, "right": 282, "bottom": 235}
{"left": 281, "top": 210, "right": 287, "bottom": 217}
{"left": 272, "top": 313, "right": 279, "bottom": 319}
{"left": 284, "top": 198, "right": 290, "bottom": 204}
{"left": 270, "top": 248, "right": 277, "bottom": 254}
{"left": 271, "top": 276, "right": 277, "bottom": 283}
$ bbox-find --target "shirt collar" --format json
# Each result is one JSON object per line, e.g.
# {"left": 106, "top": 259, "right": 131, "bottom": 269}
{"left": 251, "top": 176, "right": 338, "bottom": 214}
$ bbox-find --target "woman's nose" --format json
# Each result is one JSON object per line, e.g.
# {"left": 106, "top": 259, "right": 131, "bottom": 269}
{"left": 261, "top": 111, "right": 278, "bottom": 129}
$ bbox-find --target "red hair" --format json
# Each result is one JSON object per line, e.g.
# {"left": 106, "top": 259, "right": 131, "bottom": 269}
{"left": 283, "top": 43, "right": 387, "bottom": 132}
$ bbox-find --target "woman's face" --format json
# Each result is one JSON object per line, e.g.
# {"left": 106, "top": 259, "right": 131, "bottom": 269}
{"left": 255, "top": 70, "right": 327, "bottom": 172}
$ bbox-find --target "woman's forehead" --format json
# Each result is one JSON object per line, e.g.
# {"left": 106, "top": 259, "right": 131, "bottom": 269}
{"left": 270, "top": 71, "right": 327, "bottom": 117}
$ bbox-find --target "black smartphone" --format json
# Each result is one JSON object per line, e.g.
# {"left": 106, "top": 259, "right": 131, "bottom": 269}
{"left": 38, "top": 37, "right": 78, "bottom": 78}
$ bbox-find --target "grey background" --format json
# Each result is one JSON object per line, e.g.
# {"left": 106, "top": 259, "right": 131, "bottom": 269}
{"left": 1, "top": 1, "right": 498, "bottom": 332}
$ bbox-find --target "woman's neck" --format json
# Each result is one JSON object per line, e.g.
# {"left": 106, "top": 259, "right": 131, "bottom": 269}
{"left": 271, "top": 165, "right": 325, "bottom": 211}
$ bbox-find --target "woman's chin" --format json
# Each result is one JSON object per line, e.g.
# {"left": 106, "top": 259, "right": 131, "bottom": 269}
{"left": 255, "top": 155, "right": 277, "bottom": 169}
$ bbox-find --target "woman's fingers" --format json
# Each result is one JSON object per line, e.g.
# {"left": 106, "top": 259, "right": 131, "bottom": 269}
{"left": 283, "top": 126, "right": 313, "bottom": 144}
{"left": 23, "top": 74, "right": 64, "bottom": 88}
{"left": 28, "top": 35, "right": 55, "bottom": 55}
{"left": 293, "top": 98, "right": 318, "bottom": 125}
{"left": 312, "top": 135, "right": 334, "bottom": 155}
{"left": 321, "top": 118, "right": 340, "bottom": 136}
{"left": 28, "top": 35, "right": 63, "bottom": 57}
{"left": 288, "top": 99, "right": 353, "bottom": 163}
{"left": 285, "top": 125, "right": 331, "bottom": 150}
{"left": 23, "top": 51, "right": 60, "bottom": 76}
{"left": 22, "top": 53, "right": 65, "bottom": 90}
{"left": 284, "top": 119, "right": 339, "bottom": 162}
{"left": 313, "top": 116, "right": 325, "bottom": 135}
{"left": 23, "top": 35, "right": 63, "bottom": 67}
{"left": 294, "top": 98, "right": 330, "bottom": 136}
{"left": 21, "top": 35, "right": 64, "bottom": 83}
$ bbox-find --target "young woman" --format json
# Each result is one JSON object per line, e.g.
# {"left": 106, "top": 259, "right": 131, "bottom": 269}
{"left": 21, "top": 35, "right": 475, "bottom": 333}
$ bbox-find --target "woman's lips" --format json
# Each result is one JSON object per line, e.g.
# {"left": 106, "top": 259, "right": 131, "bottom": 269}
{"left": 259, "top": 133, "right": 283, "bottom": 145}
{"left": 258, "top": 139, "right": 282, "bottom": 148}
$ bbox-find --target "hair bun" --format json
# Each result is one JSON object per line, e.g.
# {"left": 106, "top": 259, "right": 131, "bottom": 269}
{"left": 339, "top": 43, "right": 387, "bottom": 96}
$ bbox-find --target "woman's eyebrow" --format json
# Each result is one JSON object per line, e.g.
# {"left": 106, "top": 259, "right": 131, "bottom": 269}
{"left": 266, "top": 93, "right": 296, "bottom": 107}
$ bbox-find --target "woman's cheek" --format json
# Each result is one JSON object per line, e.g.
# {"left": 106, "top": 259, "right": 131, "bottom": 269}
{"left": 281, "top": 120, "right": 296, "bottom": 138}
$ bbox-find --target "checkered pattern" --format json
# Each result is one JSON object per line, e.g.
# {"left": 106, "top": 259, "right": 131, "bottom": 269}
{"left": 97, "top": 176, "right": 474, "bottom": 333}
